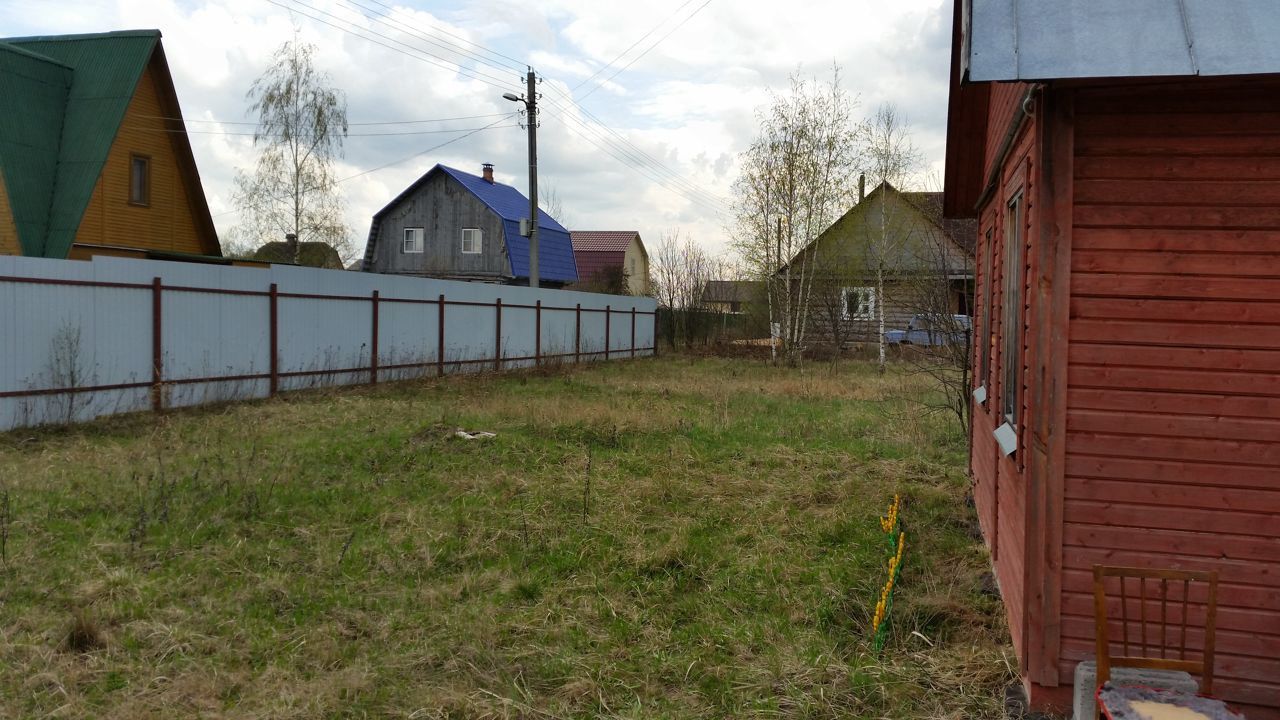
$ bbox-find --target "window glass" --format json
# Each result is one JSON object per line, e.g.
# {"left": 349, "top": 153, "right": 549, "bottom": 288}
{"left": 129, "top": 155, "right": 150, "bottom": 206}
{"left": 461, "top": 228, "right": 482, "bottom": 254}
{"left": 843, "top": 287, "right": 876, "bottom": 320}
{"left": 1002, "top": 195, "right": 1024, "bottom": 427}
{"left": 402, "top": 228, "right": 423, "bottom": 253}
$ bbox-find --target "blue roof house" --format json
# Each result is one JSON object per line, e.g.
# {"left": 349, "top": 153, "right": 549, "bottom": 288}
{"left": 359, "top": 163, "right": 577, "bottom": 286}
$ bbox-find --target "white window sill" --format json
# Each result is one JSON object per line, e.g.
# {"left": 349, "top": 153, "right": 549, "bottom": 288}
{"left": 994, "top": 422, "right": 1017, "bottom": 457}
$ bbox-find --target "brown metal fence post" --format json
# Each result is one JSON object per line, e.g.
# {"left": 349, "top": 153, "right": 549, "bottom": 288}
{"left": 437, "top": 293, "right": 446, "bottom": 377}
{"left": 604, "top": 305, "right": 611, "bottom": 360}
{"left": 535, "top": 299, "right": 542, "bottom": 367}
{"left": 151, "top": 276, "right": 163, "bottom": 412}
{"left": 574, "top": 303, "right": 582, "bottom": 364}
{"left": 630, "top": 306, "right": 636, "bottom": 358}
{"left": 269, "top": 283, "right": 279, "bottom": 396}
{"left": 495, "top": 298, "right": 503, "bottom": 372}
{"left": 370, "top": 290, "right": 380, "bottom": 385}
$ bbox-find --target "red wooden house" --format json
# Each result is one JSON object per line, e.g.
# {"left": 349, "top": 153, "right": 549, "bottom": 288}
{"left": 944, "top": 1, "right": 1280, "bottom": 717}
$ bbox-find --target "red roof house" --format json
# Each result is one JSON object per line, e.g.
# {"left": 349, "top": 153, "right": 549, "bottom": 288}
{"left": 570, "top": 231, "right": 649, "bottom": 295}
{"left": 945, "top": 1, "right": 1280, "bottom": 717}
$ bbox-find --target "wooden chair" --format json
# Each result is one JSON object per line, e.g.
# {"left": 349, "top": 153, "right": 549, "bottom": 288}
{"left": 1093, "top": 565, "right": 1220, "bottom": 701}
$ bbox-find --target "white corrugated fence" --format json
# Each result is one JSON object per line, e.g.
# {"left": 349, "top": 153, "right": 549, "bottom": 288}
{"left": 0, "top": 255, "right": 656, "bottom": 431}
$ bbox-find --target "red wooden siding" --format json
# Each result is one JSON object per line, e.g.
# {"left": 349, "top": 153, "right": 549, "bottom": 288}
{"left": 972, "top": 208, "right": 999, "bottom": 555}
{"left": 1060, "top": 79, "right": 1280, "bottom": 718}
{"left": 970, "top": 81, "right": 1040, "bottom": 673}
{"left": 984, "top": 82, "right": 1033, "bottom": 179}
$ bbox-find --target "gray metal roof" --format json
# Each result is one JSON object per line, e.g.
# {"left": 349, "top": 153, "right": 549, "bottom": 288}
{"left": 966, "top": 0, "right": 1280, "bottom": 82}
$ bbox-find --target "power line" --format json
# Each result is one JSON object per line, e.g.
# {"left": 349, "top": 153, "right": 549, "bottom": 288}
{"left": 339, "top": 0, "right": 525, "bottom": 78}
{"left": 337, "top": 113, "right": 517, "bottom": 183}
{"left": 130, "top": 123, "right": 521, "bottom": 138}
{"left": 276, "top": 0, "right": 518, "bottom": 88}
{"left": 541, "top": 102, "right": 727, "bottom": 215}
{"left": 267, "top": 0, "right": 520, "bottom": 92}
{"left": 571, "top": 0, "right": 697, "bottom": 94}
{"left": 212, "top": 114, "right": 516, "bottom": 219}
{"left": 359, "top": 0, "right": 528, "bottom": 71}
{"left": 540, "top": 92, "right": 721, "bottom": 206}
{"left": 563, "top": 95, "right": 730, "bottom": 208}
{"left": 541, "top": 91, "right": 730, "bottom": 211}
{"left": 267, "top": 0, "right": 727, "bottom": 214}
{"left": 579, "top": 0, "right": 714, "bottom": 101}
{"left": 545, "top": 99, "right": 724, "bottom": 210}
{"left": 538, "top": 0, "right": 721, "bottom": 210}
{"left": 314, "top": 0, "right": 726, "bottom": 212}
{"left": 139, "top": 112, "right": 512, "bottom": 127}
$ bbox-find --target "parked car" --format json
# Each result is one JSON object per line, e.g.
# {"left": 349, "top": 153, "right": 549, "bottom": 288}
{"left": 884, "top": 314, "right": 971, "bottom": 346}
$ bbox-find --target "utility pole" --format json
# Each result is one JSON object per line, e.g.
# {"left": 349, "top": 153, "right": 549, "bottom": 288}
{"left": 525, "top": 69, "right": 539, "bottom": 289}
{"left": 503, "top": 72, "right": 540, "bottom": 288}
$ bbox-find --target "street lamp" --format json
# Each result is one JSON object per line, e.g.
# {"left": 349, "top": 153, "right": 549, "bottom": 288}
{"left": 504, "top": 73, "right": 539, "bottom": 289}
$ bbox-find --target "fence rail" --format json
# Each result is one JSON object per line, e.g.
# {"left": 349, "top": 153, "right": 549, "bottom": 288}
{"left": 0, "top": 256, "right": 656, "bottom": 430}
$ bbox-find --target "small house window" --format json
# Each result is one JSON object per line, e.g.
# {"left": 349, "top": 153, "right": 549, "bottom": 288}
{"left": 129, "top": 154, "right": 150, "bottom": 206}
{"left": 1003, "top": 193, "right": 1024, "bottom": 428}
{"left": 843, "top": 287, "right": 876, "bottom": 320}
{"left": 403, "top": 227, "right": 424, "bottom": 253}
{"left": 628, "top": 258, "right": 636, "bottom": 274}
{"left": 461, "top": 228, "right": 482, "bottom": 254}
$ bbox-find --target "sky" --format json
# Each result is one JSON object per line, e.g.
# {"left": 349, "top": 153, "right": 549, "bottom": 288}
{"left": 0, "top": 0, "right": 954, "bottom": 262}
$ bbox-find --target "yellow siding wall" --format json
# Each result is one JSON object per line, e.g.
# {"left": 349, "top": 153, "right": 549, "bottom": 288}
{"left": 74, "top": 61, "right": 206, "bottom": 255}
{"left": 0, "top": 170, "right": 20, "bottom": 255}
{"left": 624, "top": 239, "right": 649, "bottom": 295}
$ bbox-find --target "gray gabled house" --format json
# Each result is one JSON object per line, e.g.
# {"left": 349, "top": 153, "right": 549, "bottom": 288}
{"left": 784, "top": 181, "right": 974, "bottom": 347}
{"left": 360, "top": 163, "right": 577, "bottom": 286}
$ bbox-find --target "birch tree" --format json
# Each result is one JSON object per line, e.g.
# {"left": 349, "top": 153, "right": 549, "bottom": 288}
{"left": 863, "top": 103, "right": 925, "bottom": 371}
{"left": 731, "top": 68, "right": 861, "bottom": 365}
{"left": 233, "top": 39, "right": 351, "bottom": 264}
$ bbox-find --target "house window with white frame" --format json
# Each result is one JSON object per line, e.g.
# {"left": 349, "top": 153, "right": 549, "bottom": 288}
{"left": 402, "top": 227, "right": 423, "bottom": 253}
{"left": 843, "top": 286, "right": 876, "bottom": 320}
{"left": 461, "top": 228, "right": 482, "bottom": 254}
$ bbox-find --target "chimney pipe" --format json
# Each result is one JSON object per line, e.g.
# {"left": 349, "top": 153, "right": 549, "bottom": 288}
{"left": 858, "top": 173, "right": 866, "bottom": 203}
{"left": 482, "top": 163, "right": 494, "bottom": 183}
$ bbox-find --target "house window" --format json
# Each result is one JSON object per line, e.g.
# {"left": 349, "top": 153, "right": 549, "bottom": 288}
{"left": 628, "top": 258, "right": 636, "bottom": 275}
{"left": 129, "top": 154, "right": 150, "bottom": 206}
{"left": 978, "top": 228, "right": 994, "bottom": 396}
{"left": 843, "top": 287, "right": 876, "bottom": 320}
{"left": 461, "top": 228, "right": 482, "bottom": 254}
{"left": 402, "top": 227, "right": 424, "bottom": 253}
{"left": 1002, "top": 193, "right": 1024, "bottom": 428}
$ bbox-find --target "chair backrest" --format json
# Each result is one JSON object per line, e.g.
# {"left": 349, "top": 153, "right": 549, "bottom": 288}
{"left": 1093, "top": 565, "right": 1219, "bottom": 695}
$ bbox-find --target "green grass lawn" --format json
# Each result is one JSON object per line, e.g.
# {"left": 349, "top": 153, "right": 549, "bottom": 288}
{"left": 0, "top": 357, "right": 1012, "bottom": 719}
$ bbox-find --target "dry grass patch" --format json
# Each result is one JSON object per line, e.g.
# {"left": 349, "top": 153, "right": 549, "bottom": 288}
{"left": 0, "top": 356, "right": 1011, "bottom": 718}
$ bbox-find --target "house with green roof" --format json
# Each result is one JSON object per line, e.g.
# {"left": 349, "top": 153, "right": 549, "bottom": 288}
{"left": 0, "top": 29, "right": 220, "bottom": 261}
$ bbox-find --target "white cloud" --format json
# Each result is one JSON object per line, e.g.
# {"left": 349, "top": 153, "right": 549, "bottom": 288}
{"left": 1, "top": 0, "right": 955, "bottom": 261}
